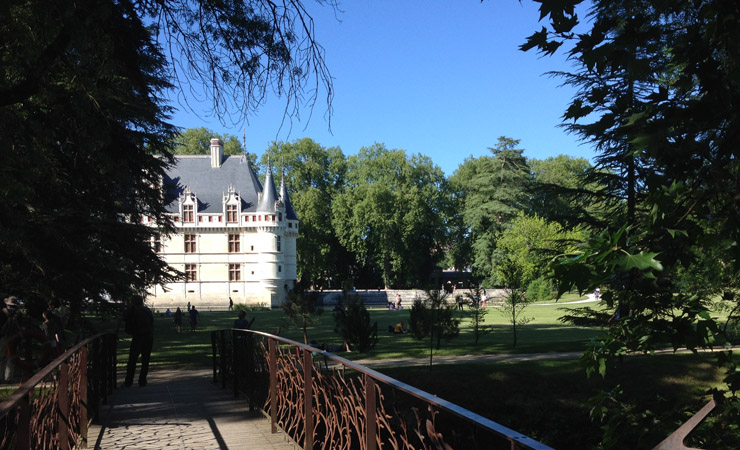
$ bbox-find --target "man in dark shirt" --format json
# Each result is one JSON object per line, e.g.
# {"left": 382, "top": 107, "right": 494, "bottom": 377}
{"left": 123, "top": 295, "right": 154, "bottom": 387}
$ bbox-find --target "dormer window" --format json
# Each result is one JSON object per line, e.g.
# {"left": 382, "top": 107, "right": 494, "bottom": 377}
{"left": 183, "top": 204, "right": 194, "bottom": 223}
{"left": 226, "top": 204, "right": 237, "bottom": 223}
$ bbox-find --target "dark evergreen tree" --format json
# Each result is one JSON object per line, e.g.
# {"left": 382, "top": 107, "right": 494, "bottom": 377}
{"left": 0, "top": 0, "right": 333, "bottom": 318}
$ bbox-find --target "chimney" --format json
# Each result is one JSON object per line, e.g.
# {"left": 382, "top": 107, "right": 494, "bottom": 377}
{"left": 210, "top": 138, "right": 223, "bottom": 168}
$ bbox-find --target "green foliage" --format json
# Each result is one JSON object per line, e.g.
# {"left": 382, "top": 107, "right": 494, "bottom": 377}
{"left": 0, "top": 0, "right": 179, "bottom": 315}
{"left": 588, "top": 386, "right": 665, "bottom": 450}
{"left": 525, "top": 0, "right": 740, "bottom": 445}
{"left": 0, "top": 0, "right": 333, "bottom": 317}
{"left": 331, "top": 144, "right": 450, "bottom": 288}
{"left": 171, "top": 127, "right": 251, "bottom": 158}
{"left": 450, "top": 137, "right": 531, "bottom": 283}
{"left": 525, "top": 277, "right": 553, "bottom": 303}
{"left": 333, "top": 293, "right": 378, "bottom": 353}
{"left": 233, "top": 304, "right": 270, "bottom": 313}
{"left": 493, "top": 212, "right": 584, "bottom": 289}
{"left": 408, "top": 290, "right": 460, "bottom": 367}
{"left": 464, "top": 285, "right": 490, "bottom": 345}
{"left": 527, "top": 155, "right": 597, "bottom": 226}
{"left": 262, "top": 139, "right": 350, "bottom": 289}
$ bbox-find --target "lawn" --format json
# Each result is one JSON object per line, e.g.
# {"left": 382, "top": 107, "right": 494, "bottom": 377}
{"left": 104, "top": 301, "right": 732, "bottom": 449}
{"left": 112, "top": 301, "right": 605, "bottom": 368}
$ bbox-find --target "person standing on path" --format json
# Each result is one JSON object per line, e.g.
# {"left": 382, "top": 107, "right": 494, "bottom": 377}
{"left": 173, "top": 307, "right": 183, "bottom": 333}
{"left": 123, "top": 295, "right": 154, "bottom": 387}
{"left": 189, "top": 305, "right": 199, "bottom": 331}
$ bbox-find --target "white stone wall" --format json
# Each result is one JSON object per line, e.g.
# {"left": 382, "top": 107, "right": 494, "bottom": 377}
{"left": 146, "top": 212, "right": 296, "bottom": 308}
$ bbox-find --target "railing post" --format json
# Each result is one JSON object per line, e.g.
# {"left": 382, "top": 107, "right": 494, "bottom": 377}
{"left": 365, "top": 375, "right": 376, "bottom": 450}
{"left": 17, "top": 393, "right": 30, "bottom": 450}
{"left": 58, "top": 362, "right": 70, "bottom": 449}
{"left": 220, "top": 330, "right": 227, "bottom": 388}
{"left": 232, "top": 330, "right": 239, "bottom": 397}
{"left": 80, "top": 346, "right": 89, "bottom": 448}
{"left": 211, "top": 331, "right": 218, "bottom": 383}
{"left": 269, "top": 338, "right": 277, "bottom": 434}
{"left": 303, "top": 348, "right": 313, "bottom": 450}
{"left": 245, "top": 333, "right": 255, "bottom": 411}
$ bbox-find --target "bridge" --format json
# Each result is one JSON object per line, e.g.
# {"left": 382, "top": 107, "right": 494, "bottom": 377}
{"left": 0, "top": 330, "right": 715, "bottom": 449}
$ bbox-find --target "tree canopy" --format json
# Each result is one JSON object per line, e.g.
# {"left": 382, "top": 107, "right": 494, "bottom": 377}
{"left": 332, "top": 144, "right": 450, "bottom": 289}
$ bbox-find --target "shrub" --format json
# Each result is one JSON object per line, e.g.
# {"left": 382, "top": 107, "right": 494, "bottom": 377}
{"left": 526, "top": 277, "right": 553, "bottom": 302}
{"left": 333, "top": 293, "right": 378, "bottom": 353}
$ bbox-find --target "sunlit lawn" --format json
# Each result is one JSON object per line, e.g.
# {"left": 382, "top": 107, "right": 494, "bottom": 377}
{"left": 113, "top": 299, "right": 606, "bottom": 369}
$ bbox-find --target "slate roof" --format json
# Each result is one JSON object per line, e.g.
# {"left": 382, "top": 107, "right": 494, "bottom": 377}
{"left": 163, "top": 155, "right": 263, "bottom": 214}
{"left": 257, "top": 165, "right": 279, "bottom": 212}
{"left": 279, "top": 174, "right": 298, "bottom": 220}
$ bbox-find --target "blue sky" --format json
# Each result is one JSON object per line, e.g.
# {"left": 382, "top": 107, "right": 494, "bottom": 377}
{"left": 167, "top": 0, "right": 594, "bottom": 176}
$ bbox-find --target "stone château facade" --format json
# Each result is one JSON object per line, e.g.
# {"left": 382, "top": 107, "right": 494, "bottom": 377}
{"left": 146, "top": 139, "right": 298, "bottom": 308}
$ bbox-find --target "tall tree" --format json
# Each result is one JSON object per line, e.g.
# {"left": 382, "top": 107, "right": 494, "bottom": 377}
{"left": 524, "top": 0, "right": 740, "bottom": 445}
{"left": 0, "top": 0, "right": 333, "bottom": 316}
{"left": 527, "top": 155, "right": 599, "bottom": 227}
{"left": 262, "top": 138, "right": 350, "bottom": 288}
{"left": 450, "top": 137, "right": 531, "bottom": 284}
{"left": 332, "top": 144, "right": 450, "bottom": 288}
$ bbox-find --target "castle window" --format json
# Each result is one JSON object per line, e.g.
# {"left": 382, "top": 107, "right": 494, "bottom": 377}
{"left": 276, "top": 236, "right": 281, "bottom": 252}
{"left": 278, "top": 212, "right": 282, "bottom": 221}
{"left": 183, "top": 204, "right": 194, "bottom": 223}
{"left": 226, "top": 204, "right": 238, "bottom": 223}
{"left": 228, "top": 234, "right": 240, "bottom": 253}
{"left": 288, "top": 223, "right": 292, "bottom": 228}
{"left": 278, "top": 265, "right": 282, "bottom": 273}
{"left": 209, "top": 216, "right": 213, "bottom": 222}
{"left": 250, "top": 245, "right": 254, "bottom": 251}
{"left": 184, "top": 234, "right": 196, "bottom": 253}
{"left": 185, "top": 264, "right": 197, "bottom": 281}
{"left": 229, "top": 264, "right": 241, "bottom": 281}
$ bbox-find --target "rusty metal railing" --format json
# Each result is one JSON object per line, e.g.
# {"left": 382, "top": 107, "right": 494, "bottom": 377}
{"left": 652, "top": 399, "right": 716, "bottom": 450}
{"left": 0, "top": 332, "right": 117, "bottom": 449}
{"left": 212, "top": 329, "right": 554, "bottom": 450}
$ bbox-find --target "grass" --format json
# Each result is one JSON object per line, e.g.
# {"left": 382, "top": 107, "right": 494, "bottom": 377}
{"left": 376, "top": 353, "right": 725, "bottom": 449}
{"left": 112, "top": 302, "right": 605, "bottom": 368}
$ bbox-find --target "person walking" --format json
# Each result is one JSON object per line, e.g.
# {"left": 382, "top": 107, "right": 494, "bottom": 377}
{"left": 123, "top": 295, "right": 154, "bottom": 387}
{"left": 228, "top": 297, "right": 233, "bottom": 311}
{"left": 173, "top": 307, "right": 183, "bottom": 333}
{"left": 189, "top": 305, "right": 199, "bottom": 332}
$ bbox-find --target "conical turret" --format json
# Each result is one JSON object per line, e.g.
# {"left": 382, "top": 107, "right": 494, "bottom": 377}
{"left": 257, "top": 162, "right": 278, "bottom": 212}
{"left": 279, "top": 170, "right": 298, "bottom": 220}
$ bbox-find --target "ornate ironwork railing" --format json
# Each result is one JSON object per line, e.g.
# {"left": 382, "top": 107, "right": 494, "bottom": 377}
{"left": 212, "top": 329, "right": 554, "bottom": 450}
{"left": 0, "top": 332, "right": 117, "bottom": 450}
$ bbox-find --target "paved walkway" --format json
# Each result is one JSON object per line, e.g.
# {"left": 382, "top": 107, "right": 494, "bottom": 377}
{"left": 89, "top": 368, "right": 297, "bottom": 450}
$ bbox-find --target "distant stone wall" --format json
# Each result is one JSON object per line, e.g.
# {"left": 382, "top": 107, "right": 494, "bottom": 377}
{"left": 317, "top": 288, "right": 508, "bottom": 309}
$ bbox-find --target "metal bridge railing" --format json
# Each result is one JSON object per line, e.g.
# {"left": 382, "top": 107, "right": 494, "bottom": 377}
{"left": 0, "top": 332, "right": 117, "bottom": 450}
{"left": 212, "top": 328, "right": 554, "bottom": 450}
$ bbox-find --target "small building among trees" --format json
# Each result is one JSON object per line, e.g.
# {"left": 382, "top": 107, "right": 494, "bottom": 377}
{"left": 146, "top": 139, "right": 298, "bottom": 308}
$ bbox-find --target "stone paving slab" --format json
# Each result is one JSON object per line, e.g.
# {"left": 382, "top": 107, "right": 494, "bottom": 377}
{"left": 89, "top": 368, "right": 297, "bottom": 450}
